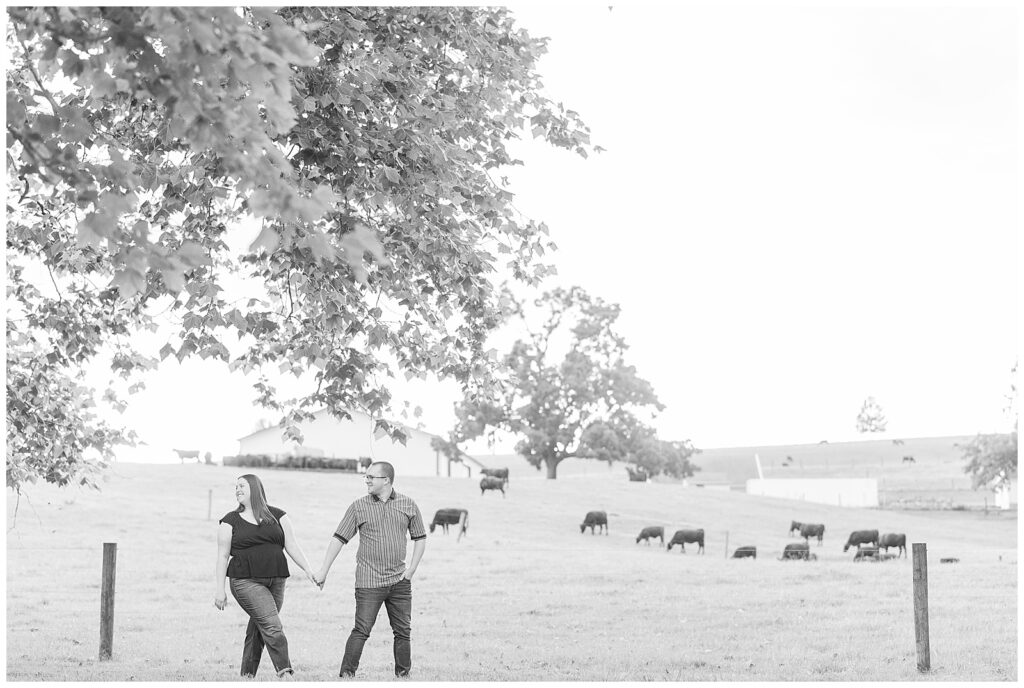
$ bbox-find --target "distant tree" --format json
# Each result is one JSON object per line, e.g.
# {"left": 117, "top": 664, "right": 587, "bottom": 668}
{"left": 855, "top": 396, "right": 888, "bottom": 434}
{"left": 252, "top": 418, "right": 277, "bottom": 433}
{"left": 961, "top": 363, "right": 1017, "bottom": 490}
{"left": 444, "top": 286, "right": 696, "bottom": 479}
{"left": 6, "top": 7, "right": 592, "bottom": 492}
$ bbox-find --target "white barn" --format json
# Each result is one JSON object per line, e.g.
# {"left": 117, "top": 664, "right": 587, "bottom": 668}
{"left": 235, "top": 409, "right": 486, "bottom": 478}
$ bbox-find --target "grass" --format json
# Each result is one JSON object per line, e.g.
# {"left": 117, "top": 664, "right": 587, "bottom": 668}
{"left": 5, "top": 462, "right": 1017, "bottom": 681}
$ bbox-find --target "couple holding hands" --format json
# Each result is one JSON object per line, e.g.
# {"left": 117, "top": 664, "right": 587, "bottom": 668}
{"left": 213, "top": 462, "right": 427, "bottom": 679}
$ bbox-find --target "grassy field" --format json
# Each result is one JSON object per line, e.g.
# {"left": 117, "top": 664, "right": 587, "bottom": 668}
{"left": 6, "top": 462, "right": 1017, "bottom": 681}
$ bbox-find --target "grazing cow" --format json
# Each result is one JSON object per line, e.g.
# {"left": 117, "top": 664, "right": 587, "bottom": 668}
{"left": 626, "top": 466, "right": 649, "bottom": 482}
{"left": 479, "top": 476, "right": 506, "bottom": 497}
{"left": 878, "top": 533, "right": 907, "bottom": 558}
{"left": 779, "top": 542, "right": 813, "bottom": 560}
{"left": 667, "top": 529, "right": 705, "bottom": 554}
{"left": 799, "top": 523, "right": 825, "bottom": 545}
{"left": 940, "top": 557, "right": 959, "bottom": 564}
{"left": 635, "top": 526, "right": 664, "bottom": 545}
{"left": 902, "top": 455, "right": 915, "bottom": 464}
{"left": 480, "top": 467, "right": 510, "bottom": 486}
{"left": 843, "top": 529, "right": 879, "bottom": 552}
{"left": 853, "top": 546, "right": 879, "bottom": 561}
{"left": 429, "top": 508, "right": 468, "bottom": 541}
{"left": 788, "top": 520, "right": 804, "bottom": 535}
{"left": 580, "top": 511, "right": 608, "bottom": 535}
{"left": 732, "top": 546, "right": 757, "bottom": 559}
{"left": 173, "top": 448, "right": 200, "bottom": 463}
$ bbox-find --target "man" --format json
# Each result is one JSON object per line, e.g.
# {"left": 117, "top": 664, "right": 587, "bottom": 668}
{"left": 314, "top": 460, "right": 427, "bottom": 678}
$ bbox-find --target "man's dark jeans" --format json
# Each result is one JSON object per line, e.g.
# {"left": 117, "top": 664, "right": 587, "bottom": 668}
{"left": 340, "top": 578, "right": 412, "bottom": 677}
{"left": 229, "top": 577, "right": 292, "bottom": 677}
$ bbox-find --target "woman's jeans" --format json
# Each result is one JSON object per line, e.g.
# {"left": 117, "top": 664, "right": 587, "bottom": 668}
{"left": 340, "top": 578, "right": 412, "bottom": 677}
{"left": 229, "top": 577, "right": 292, "bottom": 677}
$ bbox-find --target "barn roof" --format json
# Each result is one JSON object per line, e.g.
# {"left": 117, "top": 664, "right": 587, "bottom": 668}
{"left": 236, "top": 407, "right": 444, "bottom": 444}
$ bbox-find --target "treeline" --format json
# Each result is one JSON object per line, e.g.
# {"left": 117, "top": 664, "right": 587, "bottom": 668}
{"left": 222, "top": 455, "right": 371, "bottom": 472}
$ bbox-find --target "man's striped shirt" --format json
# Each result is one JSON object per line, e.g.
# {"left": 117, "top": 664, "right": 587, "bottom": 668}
{"left": 333, "top": 490, "right": 427, "bottom": 588}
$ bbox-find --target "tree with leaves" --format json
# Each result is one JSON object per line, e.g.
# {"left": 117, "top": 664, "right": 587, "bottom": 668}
{"left": 6, "top": 7, "right": 592, "bottom": 492}
{"left": 960, "top": 363, "right": 1017, "bottom": 490}
{"left": 855, "top": 396, "right": 887, "bottom": 434}
{"left": 444, "top": 286, "right": 697, "bottom": 479}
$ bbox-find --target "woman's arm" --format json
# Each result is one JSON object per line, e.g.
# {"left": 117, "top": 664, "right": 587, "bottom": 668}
{"left": 214, "top": 522, "right": 232, "bottom": 609}
{"left": 280, "top": 514, "right": 316, "bottom": 584}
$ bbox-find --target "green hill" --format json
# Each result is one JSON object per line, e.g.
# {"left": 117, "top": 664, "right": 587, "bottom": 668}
{"left": 475, "top": 435, "right": 1004, "bottom": 510}
{"left": 6, "top": 462, "right": 1016, "bottom": 681}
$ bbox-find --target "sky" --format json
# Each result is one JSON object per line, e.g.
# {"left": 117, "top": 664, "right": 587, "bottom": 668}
{"left": 88, "top": 3, "right": 1019, "bottom": 462}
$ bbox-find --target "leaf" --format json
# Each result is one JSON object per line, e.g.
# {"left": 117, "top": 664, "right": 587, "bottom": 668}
{"left": 110, "top": 268, "right": 146, "bottom": 299}
{"left": 176, "top": 241, "right": 210, "bottom": 267}
{"left": 160, "top": 268, "right": 185, "bottom": 293}
{"left": 383, "top": 165, "right": 401, "bottom": 183}
{"left": 302, "top": 230, "right": 336, "bottom": 262}
{"left": 75, "top": 213, "right": 107, "bottom": 249}
{"left": 248, "top": 225, "right": 280, "bottom": 253}
{"left": 339, "top": 222, "right": 388, "bottom": 265}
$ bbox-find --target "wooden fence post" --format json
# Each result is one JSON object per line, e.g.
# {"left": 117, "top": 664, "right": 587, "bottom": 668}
{"left": 207, "top": 489, "right": 213, "bottom": 521}
{"left": 100, "top": 542, "right": 117, "bottom": 660}
{"left": 912, "top": 543, "right": 930, "bottom": 672}
{"left": 724, "top": 531, "right": 729, "bottom": 559}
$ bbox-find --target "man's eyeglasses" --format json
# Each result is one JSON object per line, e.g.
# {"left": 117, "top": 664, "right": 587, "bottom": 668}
{"left": 365, "top": 475, "right": 387, "bottom": 481}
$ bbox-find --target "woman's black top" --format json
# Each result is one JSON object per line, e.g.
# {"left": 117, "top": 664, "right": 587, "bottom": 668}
{"left": 219, "top": 505, "right": 290, "bottom": 579}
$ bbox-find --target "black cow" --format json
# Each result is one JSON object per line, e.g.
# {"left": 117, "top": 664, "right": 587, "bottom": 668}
{"left": 667, "top": 529, "right": 704, "bottom": 554}
{"left": 479, "top": 476, "right": 506, "bottom": 497}
{"left": 788, "top": 520, "right": 804, "bottom": 535}
{"left": 429, "top": 508, "right": 468, "bottom": 541}
{"left": 853, "top": 546, "right": 879, "bottom": 561}
{"left": 480, "top": 467, "right": 509, "bottom": 485}
{"left": 635, "top": 526, "right": 664, "bottom": 545}
{"left": 732, "top": 546, "right": 757, "bottom": 559}
{"left": 779, "top": 542, "right": 815, "bottom": 560}
{"left": 902, "top": 455, "right": 915, "bottom": 464}
{"left": 879, "top": 533, "right": 907, "bottom": 558}
{"left": 800, "top": 523, "right": 825, "bottom": 545}
{"left": 843, "top": 529, "right": 879, "bottom": 552}
{"left": 580, "top": 511, "right": 608, "bottom": 535}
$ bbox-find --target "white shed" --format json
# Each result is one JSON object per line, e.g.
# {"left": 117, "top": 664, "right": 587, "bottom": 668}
{"left": 746, "top": 478, "right": 879, "bottom": 507}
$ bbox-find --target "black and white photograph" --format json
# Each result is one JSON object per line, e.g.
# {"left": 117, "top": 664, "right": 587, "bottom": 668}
{"left": 6, "top": 2, "right": 1018, "bottom": 682}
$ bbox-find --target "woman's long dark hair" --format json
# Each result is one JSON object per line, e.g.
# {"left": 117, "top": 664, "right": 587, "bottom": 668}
{"left": 237, "top": 474, "right": 277, "bottom": 526}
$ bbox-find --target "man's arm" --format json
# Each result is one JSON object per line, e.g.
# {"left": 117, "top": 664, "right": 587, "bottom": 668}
{"left": 316, "top": 503, "right": 358, "bottom": 588}
{"left": 314, "top": 536, "right": 344, "bottom": 588}
{"left": 404, "top": 538, "right": 426, "bottom": 580}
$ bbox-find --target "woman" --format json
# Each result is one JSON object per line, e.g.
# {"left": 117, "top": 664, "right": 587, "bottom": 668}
{"left": 214, "top": 474, "right": 316, "bottom": 678}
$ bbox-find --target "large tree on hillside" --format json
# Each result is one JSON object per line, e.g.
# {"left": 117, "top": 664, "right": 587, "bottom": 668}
{"left": 5, "top": 7, "right": 592, "bottom": 491}
{"left": 443, "top": 286, "right": 698, "bottom": 479}
{"left": 960, "top": 363, "right": 1017, "bottom": 490}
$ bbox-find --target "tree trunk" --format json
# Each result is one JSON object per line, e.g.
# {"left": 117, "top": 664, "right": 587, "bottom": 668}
{"left": 544, "top": 456, "right": 563, "bottom": 479}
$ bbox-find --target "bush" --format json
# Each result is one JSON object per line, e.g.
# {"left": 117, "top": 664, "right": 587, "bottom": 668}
{"left": 224, "top": 454, "right": 359, "bottom": 472}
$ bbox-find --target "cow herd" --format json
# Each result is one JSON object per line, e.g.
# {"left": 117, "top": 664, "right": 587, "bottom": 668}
{"left": 629, "top": 517, "right": 906, "bottom": 562}
{"left": 432, "top": 470, "right": 911, "bottom": 566}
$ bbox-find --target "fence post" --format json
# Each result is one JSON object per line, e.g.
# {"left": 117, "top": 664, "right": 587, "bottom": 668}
{"left": 912, "top": 543, "right": 930, "bottom": 672}
{"left": 100, "top": 542, "right": 117, "bottom": 660}
{"left": 207, "top": 489, "right": 213, "bottom": 521}
{"left": 724, "top": 530, "right": 729, "bottom": 559}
